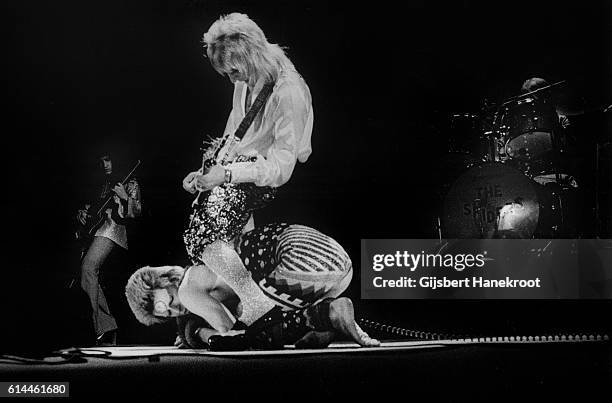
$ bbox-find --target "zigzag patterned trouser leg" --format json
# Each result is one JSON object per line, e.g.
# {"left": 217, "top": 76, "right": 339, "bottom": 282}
{"left": 238, "top": 223, "right": 353, "bottom": 311}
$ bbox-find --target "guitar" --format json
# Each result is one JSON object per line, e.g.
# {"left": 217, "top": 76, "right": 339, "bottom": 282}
{"left": 190, "top": 83, "right": 275, "bottom": 207}
{"left": 192, "top": 134, "right": 230, "bottom": 207}
{"left": 75, "top": 159, "right": 141, "bottom": 241}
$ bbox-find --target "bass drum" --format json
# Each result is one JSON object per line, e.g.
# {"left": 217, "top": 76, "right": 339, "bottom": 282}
{"left": 441, "top": 163, "right": 576, "bottom": 239}
{"left": 497, "top": 97, "right": 563, "bottom": 176}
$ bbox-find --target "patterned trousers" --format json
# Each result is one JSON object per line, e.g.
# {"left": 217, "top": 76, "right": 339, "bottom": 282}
{"left": 237, "top": 223, "right": 353, "bottom": 311}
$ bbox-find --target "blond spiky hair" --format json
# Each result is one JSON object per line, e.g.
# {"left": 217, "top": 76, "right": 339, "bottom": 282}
{"left": 125, "top": 266, "right": 186, "bottom": 326}
{"left": 202, "top": 12, "right": 293, "bottom": 84}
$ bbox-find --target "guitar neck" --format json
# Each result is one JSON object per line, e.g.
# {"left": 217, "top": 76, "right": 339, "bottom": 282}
{"left": 94, "top": 160, "right": 141, "bottom": 216}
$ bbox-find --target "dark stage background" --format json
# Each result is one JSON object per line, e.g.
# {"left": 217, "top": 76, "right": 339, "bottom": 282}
{"left": 3, "top": 0, "right": 611, "bottom": 354}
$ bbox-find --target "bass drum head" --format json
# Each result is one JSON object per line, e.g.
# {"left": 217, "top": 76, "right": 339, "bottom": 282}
{"left": 442, "top": 163, "right": 540, "bottom": 238}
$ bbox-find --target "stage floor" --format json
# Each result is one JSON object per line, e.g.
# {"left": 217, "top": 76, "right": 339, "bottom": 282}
{"left": 1, "top": 341, "right": 610, "bottom": 400}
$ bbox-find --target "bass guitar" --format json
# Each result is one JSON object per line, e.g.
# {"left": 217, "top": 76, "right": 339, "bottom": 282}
{"left": 75, "top": 159, "right": 141, "bottom": 241}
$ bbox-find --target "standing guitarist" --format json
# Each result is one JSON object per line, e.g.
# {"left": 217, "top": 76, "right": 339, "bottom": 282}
{"left": 182, "top": 12, "right": 314, "bottom": 245}
{"left": 76, "top": 152, "right": 142, "bottom": 346}
{"left": 180, "top": 13, "right": 314, "bottom": 329}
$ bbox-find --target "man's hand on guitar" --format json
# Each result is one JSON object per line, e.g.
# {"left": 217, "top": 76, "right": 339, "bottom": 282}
{"left": 76, "top": 205, "right": 91, "bottom": 225}
{"left": 183, "top": 171, "right": 200, "bottom": 194}
{"left": 194, "top": 165, "right": 225, "bottom": 192}
{"left": 112, "top": 183, "right": 129, "bottom": 201}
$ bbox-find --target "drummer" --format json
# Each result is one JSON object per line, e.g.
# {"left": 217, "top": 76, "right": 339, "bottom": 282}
{"left": 521, "top": 77, "right": 570, "bottom": 130}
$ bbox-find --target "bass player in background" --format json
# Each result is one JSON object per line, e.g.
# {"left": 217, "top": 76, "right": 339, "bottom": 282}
{"left": 75, "top": 151, "right": 142, "bottom": 346}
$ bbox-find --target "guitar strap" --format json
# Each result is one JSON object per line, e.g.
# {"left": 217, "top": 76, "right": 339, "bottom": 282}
{"left": 235, "top": 82, "right": 275, "bottom": 140}
{"left": 192, "top": 83, "right": 275, "bottom": 209}
{"left": 212, "top": 83, "right": 275, "bottom": 161}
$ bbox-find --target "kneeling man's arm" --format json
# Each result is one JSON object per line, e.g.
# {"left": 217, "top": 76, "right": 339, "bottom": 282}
{"left": 178, "top": 266, "right": 236, "bottom": 333}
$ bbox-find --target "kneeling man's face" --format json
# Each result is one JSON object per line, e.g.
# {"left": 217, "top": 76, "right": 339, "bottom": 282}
{"left": 153, "top": 286, "right": 187, "bottom": 318}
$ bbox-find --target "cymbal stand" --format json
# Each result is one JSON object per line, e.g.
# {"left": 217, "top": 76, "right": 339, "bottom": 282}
{"left": 595, "top": 142, "right": 601, "bottom": 237}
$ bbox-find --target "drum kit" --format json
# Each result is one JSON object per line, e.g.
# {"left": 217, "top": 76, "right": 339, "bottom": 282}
{"left": 439, "top": 80, "right": 582, "bottom": 239}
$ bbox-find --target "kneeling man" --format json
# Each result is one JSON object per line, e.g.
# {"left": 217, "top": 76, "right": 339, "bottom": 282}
{"left": 126, "top": 223, "right": 379, "bottom": 349}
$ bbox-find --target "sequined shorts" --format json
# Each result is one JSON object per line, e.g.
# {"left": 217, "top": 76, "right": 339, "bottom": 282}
{"left": 183, "top": 182, "right": 276, "bottom": 264}
{"left": 183, "top": 184, "right": 251, "bottom": 264}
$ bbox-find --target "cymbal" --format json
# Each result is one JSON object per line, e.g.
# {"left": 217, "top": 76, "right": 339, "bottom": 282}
{"left": 555, "top": 101, "right": 586, "bottom": 116}
{"left": 556, "top": 101, "right": 612, "bottom": 117}
{"left": 552, "top": 84, "right": 587, "bottom": 115}
{"left": 501, "top": 80, "right": 567, "bottom": 105}
{"left": 502, "top": 79, "right": 606, "bottom": 117}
